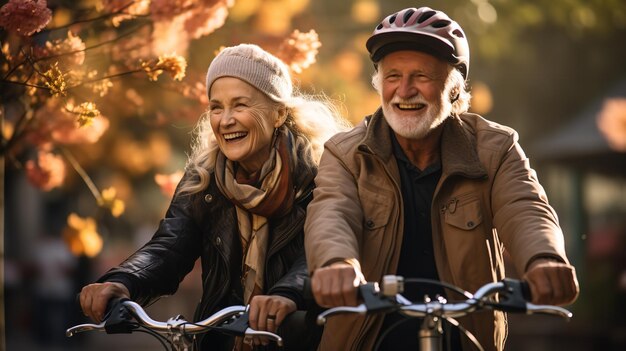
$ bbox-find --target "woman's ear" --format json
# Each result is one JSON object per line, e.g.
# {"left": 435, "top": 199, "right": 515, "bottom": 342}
{"left": 274, "top": 105, "right": 288, "bottom": 128}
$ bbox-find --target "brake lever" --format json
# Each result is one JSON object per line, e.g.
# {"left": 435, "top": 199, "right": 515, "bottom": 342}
{"left": 66, "top": 321, "right": 106, "bottom": 337}
{"left": 244, "top": 329, "right": 284, "bottom": 346}
{"left": 525, "top": 303, "right": 573, "bottom": 320}
{"left": 317, "top": 304, "right": 368, "bottom": 324}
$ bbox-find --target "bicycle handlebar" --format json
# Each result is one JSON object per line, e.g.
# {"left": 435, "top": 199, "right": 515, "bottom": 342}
{"left": 66, "top": 299, "right": 284, "bottom": 346}
{"left": 316, "top": 277, "right": 572, "bottom": 325}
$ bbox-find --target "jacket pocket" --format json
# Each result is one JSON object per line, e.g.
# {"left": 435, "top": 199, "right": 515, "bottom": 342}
{"left": 358, "top": 181, "right": 394, "bottom": 230}
{"left": 443, "top": 192, "right": 483, "bottom": 230}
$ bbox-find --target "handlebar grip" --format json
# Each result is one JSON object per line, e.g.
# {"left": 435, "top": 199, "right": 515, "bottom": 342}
{"left": 520, "top": 280, "right": 532, "bottom": 302}
{"left": 103, "top": 297, "right": 131, "bottom": 321}
{"left": 496, "top": 278, "right": 529, "bottom": 313}
{"left": 302, "top": 277, "right": 314, "bottom": 302}
{"left": 103, "top": 297, "right": 135, "bottom": 334}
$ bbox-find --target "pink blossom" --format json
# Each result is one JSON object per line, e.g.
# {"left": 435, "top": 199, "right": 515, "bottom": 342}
{"left": 150, "top": 0, "right": 190, "bottom": 21}
{"left": 149, "top": 0, "right": 232, "bottom": 54}
{"left": 25, "top": 149, "right": 66, "bottom": 191}
{"left": 151, "top": 16, "right": 190, "bottom": 56}
{"left": 34, "top": 31, "right": 86, "bottom": 71}
{"left": 101, "top": 0, "right": 150, "bottom": 27}
{"left": 28, "top": 99, "right": 110, "bottom": 146}
{"left": 276, "top": 29, "right": 322, "bottom": 74}
{"left": 184, "top": 1, "right": 232, "bottom": 39}
{"left": 109, "top": 26, "right": 153, "bottom": 66}
{"left": 0, "top": 0, "right": 52, "bottom": 36}
{"left": 50, "top": 113, "right": 110, "bottom": 145}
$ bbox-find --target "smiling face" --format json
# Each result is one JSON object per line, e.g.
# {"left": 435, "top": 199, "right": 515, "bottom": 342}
{"left": 378, "top": 50, "right": 453, "bottom": 141}
{"left": 209, "top": 77, "right": 283, "bottom": 174}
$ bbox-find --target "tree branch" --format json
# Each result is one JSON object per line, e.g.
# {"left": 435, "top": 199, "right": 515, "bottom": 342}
{"left": 60, "top": 147, "right": 102, "bottom": 202}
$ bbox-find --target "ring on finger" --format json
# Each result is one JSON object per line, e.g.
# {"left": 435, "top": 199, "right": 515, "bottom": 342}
{"left": 267, "top": 314, "right": 276, "bottom": 320}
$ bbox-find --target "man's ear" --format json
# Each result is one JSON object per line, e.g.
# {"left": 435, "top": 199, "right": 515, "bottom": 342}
{"left": 274, "top": 106, "right": 288, "bottom": 128}
{"left": 450, "top": 88, "right": 460, "bottom": 103}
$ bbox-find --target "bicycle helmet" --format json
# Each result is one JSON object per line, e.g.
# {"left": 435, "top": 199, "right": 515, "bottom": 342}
{"left": 366, "top": 7, "right": 470, "bottom": 80}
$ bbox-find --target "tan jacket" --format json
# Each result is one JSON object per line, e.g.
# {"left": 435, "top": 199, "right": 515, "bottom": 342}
{"left": 304, "top": 109, "right": 569, "bottom": 351}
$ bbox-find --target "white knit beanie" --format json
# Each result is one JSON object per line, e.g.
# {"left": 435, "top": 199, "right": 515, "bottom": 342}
{"left": 206, "top": 44, "right": 293, "bottom": 103}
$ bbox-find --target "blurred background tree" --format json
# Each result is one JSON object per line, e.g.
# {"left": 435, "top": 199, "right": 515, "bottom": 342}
{"left": 2, "top": 0, "right": 626, "bottom": 350}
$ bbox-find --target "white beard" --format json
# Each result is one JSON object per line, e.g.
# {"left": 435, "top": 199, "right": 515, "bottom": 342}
{"left": 382, "top": 94, "right": 452, "bottom": 140}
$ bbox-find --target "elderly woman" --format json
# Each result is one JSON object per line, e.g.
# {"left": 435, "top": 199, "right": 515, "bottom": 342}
{"left": 79, "top": 44, "right": 349, "bottom": 350}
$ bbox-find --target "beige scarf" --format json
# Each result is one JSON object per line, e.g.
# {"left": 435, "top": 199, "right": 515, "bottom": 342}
{"left": 215, "top": 128, "right": 296, "bottom": 303}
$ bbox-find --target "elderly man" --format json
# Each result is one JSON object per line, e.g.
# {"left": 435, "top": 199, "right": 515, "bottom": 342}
{"left": 305, "top": 6, "right": 579, "bottom": 351}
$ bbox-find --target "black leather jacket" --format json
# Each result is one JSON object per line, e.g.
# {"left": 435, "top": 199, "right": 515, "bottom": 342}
{"left": 99, "top": 171, "right": 313, "bottom": 348}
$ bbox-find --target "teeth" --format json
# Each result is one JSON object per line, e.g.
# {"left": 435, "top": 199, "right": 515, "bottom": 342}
{"left": 223, "top": 132, "right": 247, "bottom": 140}
{"left": 397, "top": 103, "right": 424, "bottom": 109}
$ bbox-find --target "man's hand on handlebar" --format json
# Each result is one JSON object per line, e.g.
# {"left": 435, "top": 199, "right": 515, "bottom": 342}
{"left": 523, "top": 259, "right": 579, "bottom": 306}
{"left": 80, "top": 282, "right": 130, "bottom": 323}
{"left": 311, "top": 262, "right": 363, "bottom": 308}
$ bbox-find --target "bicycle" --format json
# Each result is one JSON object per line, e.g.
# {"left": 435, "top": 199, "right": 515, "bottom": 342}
{"left": 66, "top": 298, "right": 283, "bottom": 351}
{"left": 315, "top": 275, "right": 573, "bottom": 351}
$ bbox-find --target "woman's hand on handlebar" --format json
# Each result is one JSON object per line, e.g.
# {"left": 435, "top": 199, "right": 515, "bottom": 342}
{"left": 311, "top": 262, "right": 362, "bottom": 308}
{"left": 80, "top": 282, "right": 131, "bottom": 323}
{"left": 248, "top": 295, "right": 296, "bottom": 346}
{"left": 523, "top": 259, "right": 579, "bottom": 306}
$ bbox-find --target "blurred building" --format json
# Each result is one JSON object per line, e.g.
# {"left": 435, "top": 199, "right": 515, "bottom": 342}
{"left": 506, "top": 78, "right": 626, "bottom": 350}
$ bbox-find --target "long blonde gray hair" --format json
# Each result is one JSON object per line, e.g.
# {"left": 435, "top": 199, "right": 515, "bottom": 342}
{"left": 178, "top": 90, "right": 350, "bottom": 195}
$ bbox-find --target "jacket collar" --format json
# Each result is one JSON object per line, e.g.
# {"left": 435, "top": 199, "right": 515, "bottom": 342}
{"left": 359, "top": 108, "right": 487, "bottom": 179}
{"left": 440, "top": 115, "right": 488, "bottom": 179}
{"left": 359, "top": 107, "right": 393, "bottom": 160}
